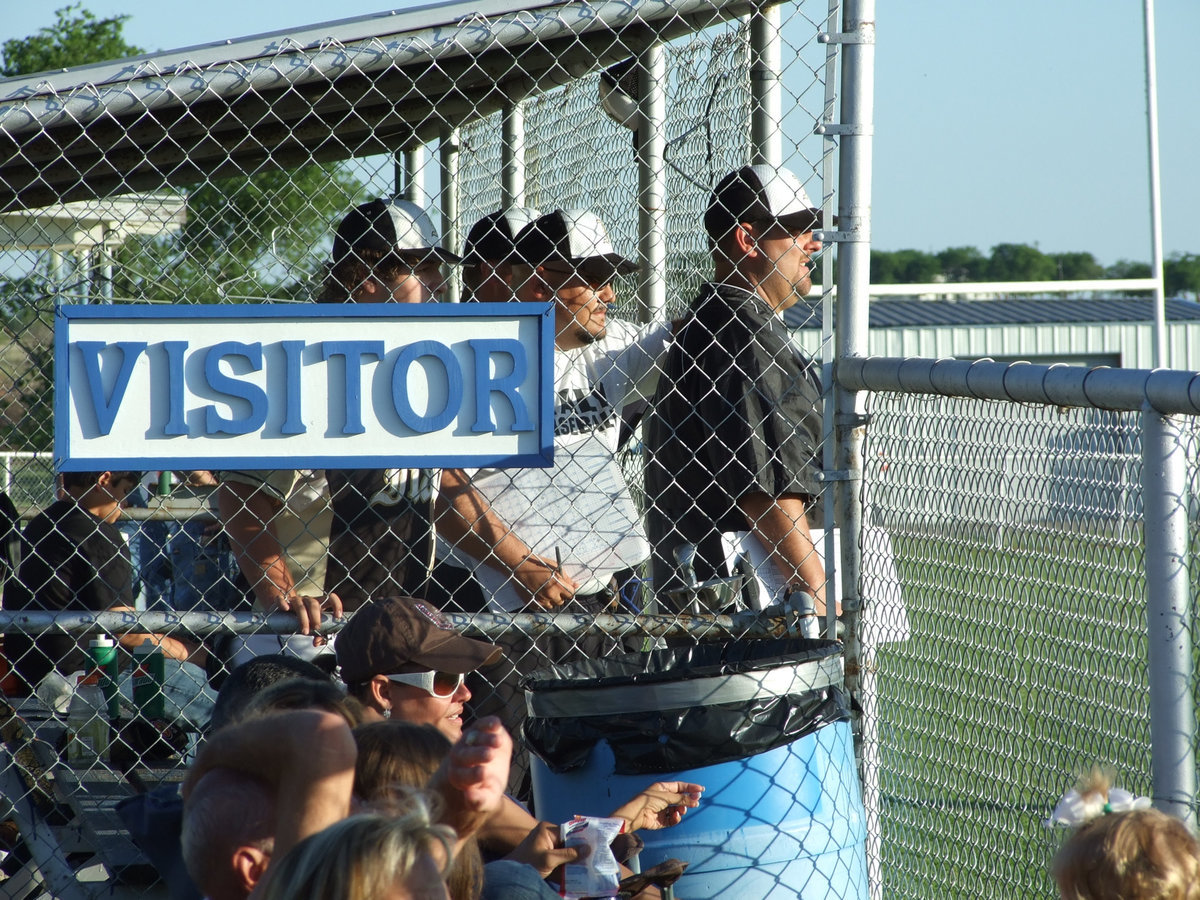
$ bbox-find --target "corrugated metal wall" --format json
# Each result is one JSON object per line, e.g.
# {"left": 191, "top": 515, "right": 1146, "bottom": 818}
{"left": 796, "top": 321, "right": 1200, "bottom": 370}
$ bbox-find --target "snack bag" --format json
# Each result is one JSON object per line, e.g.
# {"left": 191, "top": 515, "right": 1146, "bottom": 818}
{"left": 560, "top": 815, "right": 624, "bottom": 899}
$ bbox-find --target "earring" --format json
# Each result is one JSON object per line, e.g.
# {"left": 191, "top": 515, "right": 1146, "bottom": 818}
{"left": 383, "top": 706, "right": 392, "bottom": 720}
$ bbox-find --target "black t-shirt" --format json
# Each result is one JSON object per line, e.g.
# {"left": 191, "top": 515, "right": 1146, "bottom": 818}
{"left": 645, "top": 282, "right": 823, "bottom": 581}
{"left": 323, "top": 468, "right": 436, "bottom": 607}
{"left": 5, "top": 499, "right": 134, "bottom": 689}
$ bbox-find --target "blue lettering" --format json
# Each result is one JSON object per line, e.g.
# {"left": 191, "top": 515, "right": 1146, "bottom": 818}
{"left": 202, "top": 342, "right": 268, "bottom": 435}
{"left": 321, "top": 340, "right": 384, "bottom": 436}
{"left": 391, "top": 341, "right": 462, "bottom": 433}
{"left": 468, "top": 339, "right": 534, "bottom": 433}
{"left": 280, "top": 340, "right": 306, "bottom": 435}
{"left": 162, "top": 341, "right": 188, "bottom": 436}
{"left": 74, "top": 341, "right": 147, "bottom": 436}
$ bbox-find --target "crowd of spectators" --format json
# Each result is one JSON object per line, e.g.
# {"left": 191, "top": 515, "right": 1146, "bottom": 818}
{"left": 0, "top": 164, "right": 875, "bottom": 897}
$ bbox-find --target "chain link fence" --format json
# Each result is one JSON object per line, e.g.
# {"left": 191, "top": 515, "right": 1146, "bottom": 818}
{"left": 860, "top": 393, "right": 1152, "bottom": 899}
{"left": 0, "top": 1, "right": 1191, "bottom": 898}
{"left": 0, "top": 1, "right": 857, "bottom": 897}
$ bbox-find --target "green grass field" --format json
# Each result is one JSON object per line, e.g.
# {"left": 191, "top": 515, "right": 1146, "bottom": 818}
{"left": 870, "top": 526, "right": 1161, "bottom": 899}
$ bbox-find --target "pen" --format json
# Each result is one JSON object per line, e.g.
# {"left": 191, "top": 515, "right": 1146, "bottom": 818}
{"left": 555, "top": 546, "right": 563, "bottom": 574}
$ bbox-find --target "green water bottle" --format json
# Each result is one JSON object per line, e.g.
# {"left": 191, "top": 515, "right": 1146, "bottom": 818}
{"left": 131, "top": 639, "right": 165, "bottom": 720}
{"left": 88, "top": 635, "right": 121, "bottom": 719}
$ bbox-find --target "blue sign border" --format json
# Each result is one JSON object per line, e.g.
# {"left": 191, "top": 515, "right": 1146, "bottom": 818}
{"left": 55, "top": 302, "right": 556, "bottom": 472}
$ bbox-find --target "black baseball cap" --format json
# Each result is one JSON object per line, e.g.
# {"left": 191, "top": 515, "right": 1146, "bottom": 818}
{"left": 462, "top": 207, "right": 542, "bottom": 264}
{"left": 333, "top": 198, "right": 462, "bottom": 265}
{"left": 513, "top": 209, "right": 638, "bottom": 279}
{"left": 704, "top": 165, "right": 827, "bottom": 240}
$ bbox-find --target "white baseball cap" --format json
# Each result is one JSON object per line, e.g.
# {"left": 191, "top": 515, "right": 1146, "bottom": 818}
{"left": 333, "top": 198, "right": 462, "bottom": 264}
{"left": 513, "top": 209, "right": 637, "bottom": 278}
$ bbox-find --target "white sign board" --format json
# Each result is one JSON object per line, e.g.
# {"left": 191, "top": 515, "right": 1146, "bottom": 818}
{"left": 55, "top": 304, "right": 554, "bottom": 471}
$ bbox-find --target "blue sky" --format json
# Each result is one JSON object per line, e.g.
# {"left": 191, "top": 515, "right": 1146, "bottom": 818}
{"left": 3, "top": 0, "right": 1196, "bottom": 266}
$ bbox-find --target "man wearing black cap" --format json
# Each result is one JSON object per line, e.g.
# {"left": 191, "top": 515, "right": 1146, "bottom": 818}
{"left": 645, "top": 165, "right": 828, "bottom": 614}
{"left": 217, "top": 199, "right": 460, "bottom": 665}
{"left": 460, "top": 207, "right": 540, "bottom": 302}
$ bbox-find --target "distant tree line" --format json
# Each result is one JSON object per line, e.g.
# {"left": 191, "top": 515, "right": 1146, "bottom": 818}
{"left": 871, "top": 244, "right": 1200, "bottom": 298}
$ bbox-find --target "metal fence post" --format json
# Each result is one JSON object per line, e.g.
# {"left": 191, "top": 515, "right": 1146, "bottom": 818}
{"left": 832, "top": 0, "right": 874, "bottom": 687}
{"left": 637, "top": 44, "right": 667, "bottom": 322}
{"left": 397, "top": 147, "right": 426, "bottom": 205}
{"left": 439, "top": 127, "right": 462, "bottom": 303}
{"left": 750, "top": 1, "right": 782, "bottom": 168}
{"left": 502, "top": 98, "right": 527, "bottom": 207}
{"left": 1142, "top": 0, "right": 1166, "bottom": 367}
{"left": 832, "top": 0, "right": 877, "bottom": 894}
{"left": 1142, "top": 407, "right": 1196, "bottom": 828}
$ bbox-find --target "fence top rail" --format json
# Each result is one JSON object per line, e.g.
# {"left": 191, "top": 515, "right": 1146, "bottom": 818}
{"left": 0, "top": 607, "right": 810, "bottom": 642}
{"left": 837, "top": 356, "right": 1200, "bottom": 415}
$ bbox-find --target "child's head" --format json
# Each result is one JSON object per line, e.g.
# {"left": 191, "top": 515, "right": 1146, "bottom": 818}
{"left": 1050, "top": 770, "right": 1200, "bottom": 900}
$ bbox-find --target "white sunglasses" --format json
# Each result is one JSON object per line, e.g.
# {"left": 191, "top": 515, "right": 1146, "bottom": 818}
{"left": 386, "top": 670, "right": 465, "bottom": 698}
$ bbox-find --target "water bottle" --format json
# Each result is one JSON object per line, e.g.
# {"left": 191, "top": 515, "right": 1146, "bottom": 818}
{"left": 66, "top": 670, "right": 110, "bottom": 766}
{"left": 89, "top": 635, "right": 121, "bottom": 719}
{"left": 131, "top": 639, "right": 165, "bottom": 720}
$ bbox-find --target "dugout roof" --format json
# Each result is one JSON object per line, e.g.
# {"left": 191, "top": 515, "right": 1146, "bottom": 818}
{"left": 0, "top": 0, "right": 747, "bottom": 213}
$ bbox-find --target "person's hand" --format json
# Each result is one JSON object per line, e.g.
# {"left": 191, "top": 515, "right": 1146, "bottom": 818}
{"left": 610, "top": 782, "right": 704, "bottom": 832}
{"left": 270, "top": 591, "right": 343, "bottom": 645}
{"left": 514, "top": 557, "right": 579, "bottom": 610}
{"left": 506, "top": 821, "right": 587, "bottom": 879}
{"left": 445, "top": 716, "right": 511, "bottom": 819}
{"left": 179, "top": 470, "right": 218, "bottom": 487}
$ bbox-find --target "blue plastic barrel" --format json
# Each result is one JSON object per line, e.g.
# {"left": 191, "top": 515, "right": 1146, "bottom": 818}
{"left": 526, "top": 640, "right": 868, "bottom": 900}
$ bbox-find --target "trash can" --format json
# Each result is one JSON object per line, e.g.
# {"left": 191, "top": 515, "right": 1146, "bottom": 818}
{"left": 525, "top": 638, "right": 868, "bottom": 900}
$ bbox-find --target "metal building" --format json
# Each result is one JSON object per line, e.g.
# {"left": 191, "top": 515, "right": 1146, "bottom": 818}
{"left": 788, "top": 296, "right": 1200, "bottom": 369}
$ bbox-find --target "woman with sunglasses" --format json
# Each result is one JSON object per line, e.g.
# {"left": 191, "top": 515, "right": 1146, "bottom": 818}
{"left": 335, "top": 596, "right": 702, "bottom": 888}
{"left": 335, "top": 595, "right": 501, "bottom": 742}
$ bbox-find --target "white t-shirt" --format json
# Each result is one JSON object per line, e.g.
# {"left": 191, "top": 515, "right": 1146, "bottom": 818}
{"left": 439, "top": 320, "right": 671, "bottom": 611}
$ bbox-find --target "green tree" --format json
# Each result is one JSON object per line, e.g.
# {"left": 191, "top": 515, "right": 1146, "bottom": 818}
{"left": 0, "top": 4, "right": 142, "bottom": 76}
{"left": 1105, "top": 259, "right": 1152, "bottom": 280}
{"left": 1165, "top": 253, "right": 1200, "bottom": 299}
{"left": 115, "top": 163, "right": 362, "bottom": 304}
{"left": 3, "top": 4, "right": 362, "bottom": 305}
{"left": 871, "top": 249, "right": 940, "bottom": 284}
{"left": 987, "top": 243, "right": 1056, "bottom": 282}
{"left": 891, "top": 249, "right": 941, "bottom": 284}
{"left": 1049, "top": 251, "right": 1105, "bottom": 281}
{"left": 870, "top": 250, "right": 899, "bottom": 284}
{"left": 936, "top": 246, "right": 987, "bottom": 282}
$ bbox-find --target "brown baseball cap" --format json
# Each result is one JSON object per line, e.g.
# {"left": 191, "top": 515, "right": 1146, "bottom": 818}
{"left": 335, "top": 596, "right": 502, "bottom": 684}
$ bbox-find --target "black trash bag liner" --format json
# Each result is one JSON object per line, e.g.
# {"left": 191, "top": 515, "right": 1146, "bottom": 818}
{"left": 523, "top": 637, "right": 849, "bottom": 776}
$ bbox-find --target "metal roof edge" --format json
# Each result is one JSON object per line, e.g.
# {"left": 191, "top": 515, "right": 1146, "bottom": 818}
{"left": 0, "top": 0, "right": 742, "bottom": 137}
{"left": 0, "top": 0, "right": 560, "bottom": 96}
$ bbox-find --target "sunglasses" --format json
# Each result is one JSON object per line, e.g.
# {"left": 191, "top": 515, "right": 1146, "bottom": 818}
{"left": 386, "top": 670, "right": 465, "bottom": 698}
{"left": 541, "top": 262, "right": 618, "bottom": 288}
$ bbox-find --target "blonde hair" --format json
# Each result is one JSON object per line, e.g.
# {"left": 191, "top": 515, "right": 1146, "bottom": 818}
{"left": 353, "top": 721, "right": 484, "bottom": 900}
{"left": 259, "top": 801, "right": 454, "bottom": 900}
{"left": 1052, "top": 770, "right": 1200, "bottom": 900}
